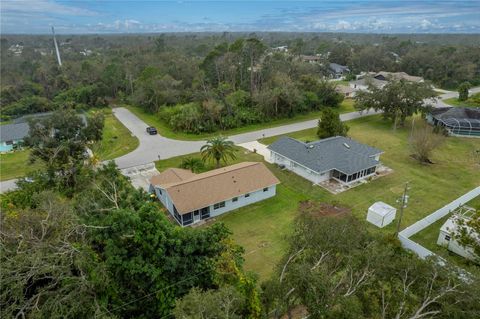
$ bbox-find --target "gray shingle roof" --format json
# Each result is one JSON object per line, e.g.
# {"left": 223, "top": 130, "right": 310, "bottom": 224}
{"left": 0, "top": 122, "right": 29, "bottom": 143}
{"left": 267, "top": 136, "right": 382, "bottom": 175}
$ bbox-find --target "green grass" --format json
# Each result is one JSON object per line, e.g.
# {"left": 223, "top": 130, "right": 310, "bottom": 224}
{"left": 0, "top": 150, "right": 43, "bottom": 181}
{"left": 125, "top": 99, "right": 356, "bottom": 141}
{"left": 443, "top": 93, "right": 480, "bottom": 107}
{"left": 91, "top": 110, "right": 139, "bottom": 160}
{"left": 155, "top": 115, "right": 480, "bottom": 278}
{"left": 0, "top": 109, "right": 138, "bottom": 181}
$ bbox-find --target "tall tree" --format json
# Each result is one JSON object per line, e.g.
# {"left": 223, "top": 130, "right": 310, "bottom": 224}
{"left": 201, "top": 136, "right": 237, "bottom": 168}
{"left": 458, "top": 81, "right": 471, "bottom": 101}
{"left": 355, "top": 80, "right": 436, "bottom": 130}
{"left": 317, "top": 108, "right": 349, "bottom": 138}
{"left": 25, "top": 109, "right": 90, "bottom": 192}
{"left": 409, "top": 123, "right": 445, "bottom": 164}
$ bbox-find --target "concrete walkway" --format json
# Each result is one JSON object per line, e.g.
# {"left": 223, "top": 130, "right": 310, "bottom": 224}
{"left": 237, "top": 141, "right": 272, "bottom": 163}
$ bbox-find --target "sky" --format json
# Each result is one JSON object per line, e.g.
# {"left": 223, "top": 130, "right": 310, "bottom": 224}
{"left": 1, "top": 0, "right": 480, "bottom": 34}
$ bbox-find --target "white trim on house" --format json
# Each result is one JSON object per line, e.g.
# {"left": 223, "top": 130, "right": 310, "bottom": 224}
{"left": 150, "top": 183, "right": 278, "bottom": 227}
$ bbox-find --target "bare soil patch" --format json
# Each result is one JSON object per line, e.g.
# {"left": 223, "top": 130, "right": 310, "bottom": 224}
{"left": 299, "top": 200, "right": 351, "bottom": 218}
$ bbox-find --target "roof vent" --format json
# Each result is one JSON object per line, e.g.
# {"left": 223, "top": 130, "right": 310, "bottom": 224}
{"left": 307, "top": 145, "right": 314, "bottom": 149}
{"left": 343, "top": 143, "right": 350, "bottom": 149}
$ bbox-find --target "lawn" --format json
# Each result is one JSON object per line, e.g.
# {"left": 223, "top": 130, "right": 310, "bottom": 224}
{"left": 125, "top": 99, "right": 356, "bottom": 141}
{"left": 155, "top": 115, "right": 480, "bottom": 278}
{"left": 91, "top": 110, "right": 139, "bottom": 160}
{"left": 443, "top": 92, "right": 480, "bottom": 107}
{"left": 0, "top": 150, "right": 43, "bottom": 181}
{"left": 0, "top": 110, "right": 138, "bottom": 181}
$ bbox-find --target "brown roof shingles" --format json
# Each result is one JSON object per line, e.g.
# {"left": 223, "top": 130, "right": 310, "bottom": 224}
{"left": 150, "top": 162, "right": 280, "bottom": 214}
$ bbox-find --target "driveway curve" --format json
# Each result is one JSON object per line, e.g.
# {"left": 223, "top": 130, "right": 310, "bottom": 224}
{"left": 112, "top": 107, "right": 381, "bottom": 169}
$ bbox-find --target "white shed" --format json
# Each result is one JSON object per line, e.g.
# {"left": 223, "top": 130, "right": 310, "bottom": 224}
{"left": 367, "top": 202, "right": 396, "bottom": 228}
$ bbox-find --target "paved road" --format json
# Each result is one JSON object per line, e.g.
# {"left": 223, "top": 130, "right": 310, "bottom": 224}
{"left": 112, "top": 107, "right": 380, "bottom": 169}
{"left": 2, "top": 87, "right": 479, "bottom": 192}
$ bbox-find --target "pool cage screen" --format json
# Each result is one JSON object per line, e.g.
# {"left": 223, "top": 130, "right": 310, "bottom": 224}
{"left": 439, "top": 118, "right": 480, "bottom": 137}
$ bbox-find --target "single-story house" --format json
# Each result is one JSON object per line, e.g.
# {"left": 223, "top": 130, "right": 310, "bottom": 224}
{"left": 0, "top": 122, "right": 29, "bottom": 152}
{"left": 335, "top": 84, "right": 356, "bottom": 98}
{"left": 437, "top": 212, "right": 477, "bottom": 261}
{"left": 268, "top": 136, "right": 383, "bottom": 185}
{"left": 373, "top": 71, "right": 423, "bottom": 83}
{"left": 427, "top": 107, "right": 480, "bottom": 137}
{"left": 329, "top": 63, "right": 350, "bottom": 79}
{"left": 350, "top": 71, "right": 424, "bottom": 92}
{"left": 149, "top": 162, "right": 280, "bottom": 227}
{"left": 349, "top": 77, "right": 387, "bottom": 91}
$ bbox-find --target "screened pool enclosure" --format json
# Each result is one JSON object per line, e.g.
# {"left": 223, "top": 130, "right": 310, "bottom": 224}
{"left": 428, "top": 107, "right": 480, "bottom": 138}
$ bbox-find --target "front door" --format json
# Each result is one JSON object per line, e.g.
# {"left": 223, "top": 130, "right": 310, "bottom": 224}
{"left": 193, "top": 210, "right": 200, "bottom": 223}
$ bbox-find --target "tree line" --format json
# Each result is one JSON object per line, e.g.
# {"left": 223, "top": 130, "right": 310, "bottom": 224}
{"left": 1, "top": 109, "right": 479, "bottom": 318}
{"left": 2, "top": 33, "right": 479, "bottom": 132}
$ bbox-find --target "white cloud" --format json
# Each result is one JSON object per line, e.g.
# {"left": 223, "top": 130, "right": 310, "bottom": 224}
{"left": 1, "top": 0, "right": 96, "bottom": 16}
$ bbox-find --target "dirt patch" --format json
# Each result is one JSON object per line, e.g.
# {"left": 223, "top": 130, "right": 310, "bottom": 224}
{"left": 299, "top": 200, "right": 351, "bottom": 218}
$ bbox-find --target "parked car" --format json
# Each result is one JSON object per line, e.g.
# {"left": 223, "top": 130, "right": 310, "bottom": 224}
{"left": 146, "top": 126, "right": 157, "bottom": 135}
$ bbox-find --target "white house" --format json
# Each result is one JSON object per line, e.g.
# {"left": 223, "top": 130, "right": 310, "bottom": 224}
{"left": 367, "top": 201, "right": 396, "bottom": 228}
{"left": 437, "top": 211, "right": 478, "bottom": 261}
{"left": 268, "top": 136, "right": 383, "bottom": 185}
{"left": 149, "top": 162, "right": 280, "bottom": 227}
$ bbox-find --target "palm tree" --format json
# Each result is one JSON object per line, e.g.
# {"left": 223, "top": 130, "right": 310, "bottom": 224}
{"left": 180, "top": 157, "right": 205, "bottom": 173}
{"left": 200, "top": 136, "right": 236, "bottom": 168}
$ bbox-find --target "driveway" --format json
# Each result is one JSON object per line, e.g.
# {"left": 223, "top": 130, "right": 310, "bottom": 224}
{"left": 112, "top": 107, "right": 205, "bottom": 169}
{"left": 112, "top": 107, "right": 380, "bottom": 169}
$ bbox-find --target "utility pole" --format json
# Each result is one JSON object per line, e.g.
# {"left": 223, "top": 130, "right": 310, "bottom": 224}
{"left": 395, "top": 182, "right": 410, "bottom": 235}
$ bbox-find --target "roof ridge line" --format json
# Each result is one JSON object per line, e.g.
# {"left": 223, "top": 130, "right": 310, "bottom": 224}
{"left": 166, "top": 162, "right": 260, "bottom": 188}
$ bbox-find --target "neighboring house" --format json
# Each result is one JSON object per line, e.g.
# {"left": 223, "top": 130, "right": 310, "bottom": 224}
{"left": 329, "top": 63, "right": 350, "bottom": 79}
{"left": 149, "top": 162, "right": 280, "bottom": 227}
{"left": 373, "top": 71, "right": 423, "bottom": 83}
{"left": 0, "top": 122, "right": 29, "bottom": 152}
{"left": 335, "top": 84, "right": 356, "bottom": 98}
{"left": 437, "top": 209, "right": 478, "bottom": 261}
{"left": 300, "top": 55, "right": 322, "bottom": 63}
{"left": 268, "top": 136, "right": 383, "bottom": 185}
{"left": 349, "top": 77, "right": 387, "bottom": 91}
{"left": 427, "top": 107, "right": 480, "bottom": 137}
{"left": 350, "top": 71, "right": 424, "bottom": 92}
{"left": 0, "top": 112, "right": 89, "bottom": 152}
{"left": 272, "top": 45, "right": 288, "bottom": 52}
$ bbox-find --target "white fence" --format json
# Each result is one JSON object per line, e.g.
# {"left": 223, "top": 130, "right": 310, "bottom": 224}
{"left": 398, "top": 186, "right": 480, "bottom": 260}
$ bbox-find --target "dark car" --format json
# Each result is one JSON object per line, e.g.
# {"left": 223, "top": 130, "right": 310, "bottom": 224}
{"left": 146, "top": 126, "right": 158, "bottom": 135}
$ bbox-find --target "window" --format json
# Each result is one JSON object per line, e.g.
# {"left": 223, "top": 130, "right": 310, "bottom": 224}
{"left": 445, "top": 235, "right": 451, "bottom": 241}
{"left": 245, "top": 193, "right": 250, "bottom": 198}
{"left": 214, "top": 201, "right": 226, "bottom": 210}
{"left": 232, "top": 197, "right": 238, "bottom": 202}
{"left": 5, "top": 140, "right": 13, "bottom": 145}
{"left": 158, "top": 188, "right": 162, "bottom": 195}
{"left": 201, "top": 207, "right": 210, "bottom": 219}
{"left": 182, "top": 212, "right": 193, "bottom": 226}
{"left": 263, "top": 187, "right": 268, "bottom": 192}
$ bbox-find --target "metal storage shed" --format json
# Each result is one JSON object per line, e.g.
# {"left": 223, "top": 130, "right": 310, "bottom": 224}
{"left": 367, "top": 201, "right": 396, "bottom": 228}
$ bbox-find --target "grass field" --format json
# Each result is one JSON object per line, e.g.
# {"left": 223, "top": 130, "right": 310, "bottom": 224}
{"left": 0, "top": 110, "right": 138, "bottom": 181}
{"left": 0, "top": 150, "right": 43, "bottom": 181}
{"left": 155, "top": 115, "right": 480, "bottom": 278}
{"left": 126, "top": 99, "right": 356, "bottom": 141}
{"left": 91, "top": 110, "right": 139, "bottom": 160}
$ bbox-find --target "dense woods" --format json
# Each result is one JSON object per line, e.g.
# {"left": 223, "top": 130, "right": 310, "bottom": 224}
{"left": 1, "top": 33, "right": 479, "bottom": 133}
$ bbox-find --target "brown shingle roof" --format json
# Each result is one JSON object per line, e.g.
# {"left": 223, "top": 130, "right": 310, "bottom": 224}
{"left": 150, "top": 168, "right": 196, "bottom": 186}
{"left": 151, "top": 162, "right": 280, "bottom": 214}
